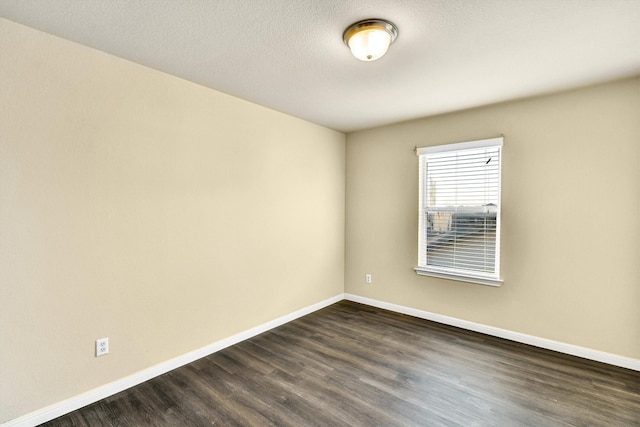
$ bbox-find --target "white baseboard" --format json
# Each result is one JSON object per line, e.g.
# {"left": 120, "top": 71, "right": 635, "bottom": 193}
{"left": 6, "top": 292, "right": 638, "bottom": 426}
{"left": 2, "top": 294, "right": 344, "bottom": 427}
{"left": 344, "top": 293, "right": 640, "bottom": 372}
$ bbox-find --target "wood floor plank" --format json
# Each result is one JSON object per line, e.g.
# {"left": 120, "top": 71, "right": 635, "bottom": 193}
{"left": 41, "top": 301, "right": 640, "bottom": 426}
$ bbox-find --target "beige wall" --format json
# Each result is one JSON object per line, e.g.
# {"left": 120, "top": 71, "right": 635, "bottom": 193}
{"left": 0, "top": 19, "right": 345, "bottom": 422}
{"left": 2, "top": 14, "right": 639, "bottom": 425}
{"left": 346, "top": 76, "right": 640, "bottom": 361}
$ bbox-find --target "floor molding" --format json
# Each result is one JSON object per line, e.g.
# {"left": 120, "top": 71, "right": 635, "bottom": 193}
{"left": 6, "top": 292, "right": 639, "bottom": 426}
{"left": 344, "top": 293, "right": 640, "bottom": 372}
{"left": 2, "top": 294, "right": 345, "bottom": 427}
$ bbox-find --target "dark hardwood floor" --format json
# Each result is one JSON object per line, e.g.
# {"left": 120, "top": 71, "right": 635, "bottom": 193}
{"left": 43, "top": 301, "right": 640, "bottom": 426}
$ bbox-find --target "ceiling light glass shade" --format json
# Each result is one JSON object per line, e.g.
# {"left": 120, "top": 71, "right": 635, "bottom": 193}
{"left": 343, "top": 19, "right": 398, "bottom": 61}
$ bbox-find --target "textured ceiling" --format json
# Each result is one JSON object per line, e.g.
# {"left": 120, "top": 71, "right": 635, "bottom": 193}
{"left": 1, "top": 0, "right": 639, "bottom": 132}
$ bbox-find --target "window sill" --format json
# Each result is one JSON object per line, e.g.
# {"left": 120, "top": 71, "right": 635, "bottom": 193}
{"left": 414, "top": 267, "right": 502, "bottom": 287}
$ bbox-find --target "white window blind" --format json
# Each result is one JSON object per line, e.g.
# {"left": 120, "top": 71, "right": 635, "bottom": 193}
{"left": 416, "top": 137, "right": 503, "bottom": 286}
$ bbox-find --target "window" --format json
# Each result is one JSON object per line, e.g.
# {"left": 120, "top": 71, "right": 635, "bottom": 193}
{"left": 415, "top": 137, "right": 503, "bottom": 286}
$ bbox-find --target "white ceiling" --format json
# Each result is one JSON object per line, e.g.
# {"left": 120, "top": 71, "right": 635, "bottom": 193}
{"left": 1, "top": 0, "right": 639, "bottom": 132}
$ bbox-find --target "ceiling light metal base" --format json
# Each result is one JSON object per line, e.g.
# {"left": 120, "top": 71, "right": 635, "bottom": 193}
{"left": 343, "top": 19, "right": 398, "bottom": 45}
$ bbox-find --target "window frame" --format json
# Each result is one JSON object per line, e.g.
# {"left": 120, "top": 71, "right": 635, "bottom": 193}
{"left": 415, "top": 137, "right": 503, "bottom": 287}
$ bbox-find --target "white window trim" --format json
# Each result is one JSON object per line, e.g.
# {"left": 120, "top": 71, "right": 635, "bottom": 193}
{"left": 414, "top": 266, "right": 503, "bottom": 287}
{"left": 416, "top": 137, "right": 503, "bottom": 286}
{"left": 416, "top": 137, "right": 502, "bottom": 156}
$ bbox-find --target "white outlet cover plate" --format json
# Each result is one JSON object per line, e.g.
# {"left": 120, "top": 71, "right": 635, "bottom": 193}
{"left": 96, "top": 338, "right": 109, "bottom": 357}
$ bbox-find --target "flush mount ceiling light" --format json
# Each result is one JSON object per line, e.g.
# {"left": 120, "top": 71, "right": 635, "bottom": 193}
{"left": 343, "top": 19, "right": 398, "bottom": 61}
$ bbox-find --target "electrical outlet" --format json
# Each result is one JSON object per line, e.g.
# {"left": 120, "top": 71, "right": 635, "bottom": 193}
{"left": 96, "top": 338, "right": 109, "bottom": 357}
{"left": 365, "top": 274, "right": 372, "bottom": 284}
